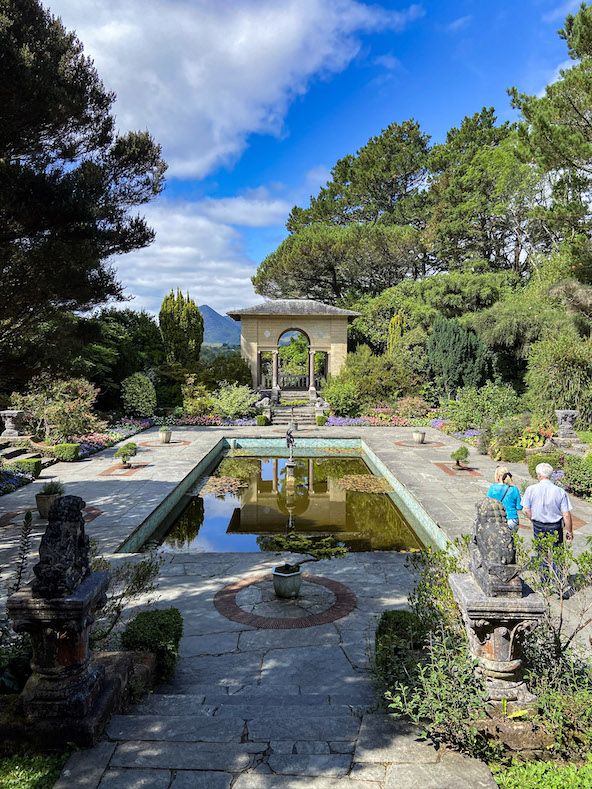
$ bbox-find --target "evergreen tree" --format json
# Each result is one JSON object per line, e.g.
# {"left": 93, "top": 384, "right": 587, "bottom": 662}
{"left": 159, "top": 290, "right": 204, "bottom": 367}
{"left": 427, "top": 317, "right": 489, "bottom": 398}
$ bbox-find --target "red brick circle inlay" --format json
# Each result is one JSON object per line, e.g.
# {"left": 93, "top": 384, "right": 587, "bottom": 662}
{"left": 393, "top": 440, "right": 446, "bottom": 448}
{"left": 214, "top": 573, "right": 357, "bottom": 629}
{"left": 137, "top": 440, "right": 191, "bottom": 448}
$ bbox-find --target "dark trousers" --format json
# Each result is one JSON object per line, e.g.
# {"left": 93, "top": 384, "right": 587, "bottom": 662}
{"left": 532, "top": 519, "right": 563, "bottom": 586}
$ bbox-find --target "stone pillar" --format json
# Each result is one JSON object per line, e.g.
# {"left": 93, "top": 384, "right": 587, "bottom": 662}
{"left": 308, "top": 350, "right": 317, "bottom": 402}
{"left": 271, "top": 350, "right": 280, "bottom": 402}
{"left": 256, "top": 352, "right": 262, "bottom": 389}
{"left": 308, "top": 458, "right": 315, "bottom": 494}
{"left": 272, "top": 458, "right": 278, "bottom": 493}
{"left": 0, "top": 409, "right": 25, "bottom": 437}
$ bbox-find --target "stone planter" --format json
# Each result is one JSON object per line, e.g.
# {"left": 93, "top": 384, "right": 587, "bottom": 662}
{"left": 159, "top": 429, "right": 172, "bottom": 444}
{"left": 35, "top": 493, "right": 61, "bottom": 520}
{"left": 555, "top": 409, "right": 579, "bottom": 439}
{"left": 412, "top": 430, "right": 426, "bottom": 444}
{"left": 272, "top": 566, "right": 303, "bottom": 599}
{"left": 0, "top": 409, "right": 24, "bottom": 437}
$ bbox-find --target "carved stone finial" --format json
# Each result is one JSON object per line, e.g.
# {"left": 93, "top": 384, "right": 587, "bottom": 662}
{"left": 470, "top": 497, "right": 521, "bottom": 597}
{"left": 32, "top": 495, "right": 90, "bottom": 599}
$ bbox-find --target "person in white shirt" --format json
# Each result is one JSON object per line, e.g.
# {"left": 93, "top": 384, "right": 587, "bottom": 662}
{"left": 522, "top": 462, "right": 573, "bottom": 545}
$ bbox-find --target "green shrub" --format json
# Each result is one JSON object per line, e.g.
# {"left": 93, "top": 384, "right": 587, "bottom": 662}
{"left": 181, "top": 375, "right": 212, "bottom": 416}
{"left": 40, "top": 480, "right": 64, "bottom": 494}
{"left": 396, "top": 396, "right": 429, "bottom": 418}
{"left": 11, "top": 375, "right": 105, "bottom": 443}
{"left": 374, "top": 610, "right": 424, "bottom": 687}
{"left": 316, "top": 415, "right": 328, "bottom": 426}
{"left": 450, "top": 445, "right": 469, "bottom": 466}
{"left": 562, "top": 455, "right": 592, "bottom": 500}
{"left": 121, "top": 373, "right": 157, "bottom": 418}
{"left": 256, "top": 414, "right": 269, "bottom": 426}
{"left": 211, "top": 383, "right": 259, "bottom": 419}
{"left": 121, "top": 607, "right": 183, "bottom": 681}
{"left": 527, "top": 453, "right": 562, "bottom": 479}
{"left": 320, "top": 377, "right": 361, "bottom": 417}
{"left": 6, "top": 459, "right": 42, "bottom": 477}
{"left": 52, "top": 443, "right": 81, "bottom": 462}
{"left": 498, "top": 446, "right": 526, "bottom": 463}
{"left": 444, "top": 382, "right": 522, "bottom": 431}
{"left": 114, "top": 442, "right": 137, "bottom": 465}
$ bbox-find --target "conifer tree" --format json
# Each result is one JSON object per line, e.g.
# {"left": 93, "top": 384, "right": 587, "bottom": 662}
{"left": 427, "top": 316, "right": 489, "bottom": 398}
{"left": 159, "top": 290, "right": 204, "bottom": 368}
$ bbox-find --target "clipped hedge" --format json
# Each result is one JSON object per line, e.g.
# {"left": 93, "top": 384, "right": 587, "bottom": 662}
{"left": 527, "top": 453, "right": 562, "bottom": 479}
{"left": 6, "top": 458, "right": 42, "bottom": 477}
{"left": 53, "top": 443, "right": 81, "bottom": 462}
{"left": 316, "top": 415, "right": 328, "bottom": 426}
{"left": 256, "top": 415, "right": 269, "bottom": 426}
{"left": 499, "top": 446, "right": 526, "bottom": 463}
{"left": 121, "top": 607, "right": 183, "bottom": 681}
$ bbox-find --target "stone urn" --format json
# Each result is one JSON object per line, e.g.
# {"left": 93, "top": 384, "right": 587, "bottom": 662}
{"left": 412, "top": 430, "right": 426, "bottom": 444}
{"left": 35, "top": 493, "right": 61, "bottom": 520}
{"left": 555, "top": 409, "right": 579, "bottom": 440}
{"left": 159, "top": 428, "right": 172, "bottom": 444}
{"left": 0, "top": 409, "right": 24, "bottom": 438}
{"left": 272, "top": 565, "right": 303, "bottom": 598}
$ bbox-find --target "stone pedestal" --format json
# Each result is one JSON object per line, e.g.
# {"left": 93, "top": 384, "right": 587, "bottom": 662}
{"left": 449, "top": 573, "right": 544, "bottom": 702}
{"left": 555, "top": 409, "right": 579, "bottom": 439}
{"left": 0, "top": 409, "right": 24, "bottom": 437}
{"left": 7, "top": 571, "right": 109, "bottom": 718}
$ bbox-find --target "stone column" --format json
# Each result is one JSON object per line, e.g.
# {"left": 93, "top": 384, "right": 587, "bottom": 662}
{"left": 308, "top": 350, "right": 317, "bottom": 402}
{"left": 271, "top": 350, "right": 280, "bottom": 403}
{"left": 308, "top": 458, "right": 315, "bottom": 494}
{"left": 272, "top": 458, "right": 278, "bottom": 493}
{"left": 256, "top": 352, "right": 262, "bottom": 389}
{"left": 0, "top": 410, "right": 25, "bottom": 437}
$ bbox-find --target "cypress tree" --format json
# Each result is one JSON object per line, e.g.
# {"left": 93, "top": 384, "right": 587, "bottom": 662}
{"left": 427, "top": 316, "right": 488, "bottom": 398}
{"left": 159, "top": 290, "right": 204, "bottom": 367}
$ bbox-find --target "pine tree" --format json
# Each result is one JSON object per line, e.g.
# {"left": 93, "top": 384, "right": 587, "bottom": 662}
{"left": 159, "top": 290, "right": 204, "bottom": 367}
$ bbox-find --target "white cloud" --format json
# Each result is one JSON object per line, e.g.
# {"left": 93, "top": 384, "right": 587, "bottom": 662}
{"left": 536, "top": 58, "right": 573, "bottom": 96}
{"left": 442, "top": 15, "right": 472, "bottom": 33}
{"left": 44, "top": 0, "right": 425, "bottom": 178}
{"left": 542, "top": 0, "right": 580, "bottom": 24}
{"left": 374, "top": 53, "right": 402, "bottom": 70}
{"left": 198, "top": 189, "right": 292, "bottom": 227}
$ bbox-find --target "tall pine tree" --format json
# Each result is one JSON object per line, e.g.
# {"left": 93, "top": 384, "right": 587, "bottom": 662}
{"left": 159, "top": 290, "right": 204, "bottom": 368}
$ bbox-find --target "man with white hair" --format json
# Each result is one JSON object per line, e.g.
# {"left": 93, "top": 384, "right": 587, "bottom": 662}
{"left": 522, "top": 462, "right": 574, "bottom": 545}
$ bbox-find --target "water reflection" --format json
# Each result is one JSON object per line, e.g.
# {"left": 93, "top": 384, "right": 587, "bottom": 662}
{"left": 161, "top": 455, "right": 423, "bottom": 553}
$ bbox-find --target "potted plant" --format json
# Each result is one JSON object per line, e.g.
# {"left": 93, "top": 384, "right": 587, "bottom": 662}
{"left": 451, "top": 445, "right": 470, "bottom": 468}
{"left": 159, "top": 425, "right": 172, "bottom": 444}
{"left": 270, "top": 532, "right": 347, "bottom": 599}
{"left": 412, "top": 430, "right": 426, "bottom": 444}
{"left": 114, "top": 442, "right": 138, "bottom": 468}
{"left": 35, "top": 480, "right": 64, "bottom": 519}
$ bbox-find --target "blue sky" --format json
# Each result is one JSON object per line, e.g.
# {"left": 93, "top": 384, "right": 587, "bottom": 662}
{"left": 44, "top": 0, "right": 578, "bottom": 315}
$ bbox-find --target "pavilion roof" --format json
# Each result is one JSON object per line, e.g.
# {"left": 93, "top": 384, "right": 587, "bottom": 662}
{"left": 226, "top": 299, "right": 360, "bottom": 321}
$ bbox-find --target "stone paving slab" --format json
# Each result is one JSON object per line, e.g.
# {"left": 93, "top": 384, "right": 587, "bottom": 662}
{"left": 385, "top": 761, "right": 498, "bottom": 789}
{"left": 97, "top": 769, "right": 170, "bottom": 789}
{"left": 106, "top": 714, "right": 246, "bottom": 742}
{"left": 170, "top": 771, "right": 233, "bottom": 789}
{"left": 110, "top": 741, "right": 254, "bottom": 771}
{"left": 267, "top": 754, "right": 352, "bottom": 776}
{"left": 354, "top": 714, "right": 439, "bottom": 764}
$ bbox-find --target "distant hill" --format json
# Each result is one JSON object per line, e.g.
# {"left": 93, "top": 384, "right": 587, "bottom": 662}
{"left": 199, "top": 304, "right": 241, "bottom": 345}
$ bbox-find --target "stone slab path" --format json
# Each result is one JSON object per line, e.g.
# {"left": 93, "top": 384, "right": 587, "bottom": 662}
{"left": 54, "top": 552, "right": 497, "bottom": 789}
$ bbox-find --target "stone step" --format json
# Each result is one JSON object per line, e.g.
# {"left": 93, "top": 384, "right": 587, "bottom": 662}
{"left": 0, "top": 445, "right": 26, "bottom": 460}
{"left": 126, "top": 693, "right": 358, "bottom": 717}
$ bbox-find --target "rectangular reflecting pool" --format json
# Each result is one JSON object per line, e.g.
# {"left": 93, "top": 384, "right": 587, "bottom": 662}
{"left": 146, "top": 451, "right": 424, "bottom": 553}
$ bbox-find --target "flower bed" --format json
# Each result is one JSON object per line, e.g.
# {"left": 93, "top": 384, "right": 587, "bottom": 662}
{"left": 0, "top": 468, "right": 34, "bottom": 496}
{"left": 326, "top": 415, "right": 410, "bottom": 427}
{"left": 73, "top": 418, "right": 152, "bottom": 459}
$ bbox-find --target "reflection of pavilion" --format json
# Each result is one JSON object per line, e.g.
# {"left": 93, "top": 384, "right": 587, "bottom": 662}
{"left": 228, "top": 458, "right": 347, "bottom": 535}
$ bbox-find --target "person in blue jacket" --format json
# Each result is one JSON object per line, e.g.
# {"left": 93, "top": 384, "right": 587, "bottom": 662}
{"left": 487, "top": 465, "right": 522, "bottom": 531}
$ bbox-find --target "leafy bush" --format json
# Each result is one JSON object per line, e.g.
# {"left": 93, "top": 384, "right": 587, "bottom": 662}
{"left": 561, "top": 455, "right": 592, "bottom": 500}
{"left": 316, "top": 415, "right": 328, "bottom": 426}
{"left": 181, "top": 375, "right": 212, "bottom": 416}
{"left": 52, "top": 443, "right": 80, "bottom": 462}
{"left": 527, "top": 453, "right": 562, "bottom": 479}
{"left": 121, "top": 607, "right": 183, "bottom": 681}
{"left": 211, "top": 383, "right": 259, "bottom": 419}
{"left": 374, "top": 610, "right": 424, "bottom": 688}
{"left": 6, "top": 459, "right": 41, "bottom": 478}
{"left": 444, "top": 382, "right": 522, "bottom": 431}
{"left": 321, "top": 378, "right": 361, "bottom": 417}
{"left": 121, "top": 373, "right": 157, "bottom": 417}
{"left": 396, "top": 396, "right": 429, "bottom": 418}
{"left": 525, "top": 334, "right": 592, "bottom": 423}
{"left": 256, "top": 414, "right": 269, "bottom": 426}
{"left": 11, "top": 375, "right": 105, "bottom": 443}
{"left": 516, "top": 419, "right": 556, "bottom": 448}
{"left": 498, "top": 446, "right": 526, "bottom": 463}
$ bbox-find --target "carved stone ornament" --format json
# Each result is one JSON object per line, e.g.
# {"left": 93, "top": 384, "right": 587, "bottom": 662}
{"left": 470, "top": 497, "right": 522, "bottom": 597}
{"left": 555, "top": 409, "right": 579, "bottom": 439}
{"left": 0, "top": 409, "right": 24, "bottom": 437}
{"left": 32, "top": 495, "right": 91, "bottom": 599}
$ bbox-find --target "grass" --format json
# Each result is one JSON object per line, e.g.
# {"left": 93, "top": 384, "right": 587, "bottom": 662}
{"left": 577, "top": 431, "right": 592, "bottom": 447}
{"left": 0, "top": 752, "right": 69, "bottom": 789}
{"left": 491, "top": 755, "right": 592, "bottom": 789}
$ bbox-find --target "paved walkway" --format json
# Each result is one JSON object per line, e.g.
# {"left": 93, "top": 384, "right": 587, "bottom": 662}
{"left": 0, "top": 425, "right": 589, "bottom": 787}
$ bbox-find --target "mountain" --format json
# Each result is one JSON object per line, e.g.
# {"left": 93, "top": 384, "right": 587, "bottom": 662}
{"left": 199, "top": 304, "right": 241, "bottom": 345}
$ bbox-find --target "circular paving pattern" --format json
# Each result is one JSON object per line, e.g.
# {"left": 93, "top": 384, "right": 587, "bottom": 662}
{"left": 214, "top": 573, "right": 357, "bottom": 629}
{"left": 137, "top": 440, "right": 191, "bottom": 448}
{"left": 393, "top": 440, "right": 445, "bottom": 448}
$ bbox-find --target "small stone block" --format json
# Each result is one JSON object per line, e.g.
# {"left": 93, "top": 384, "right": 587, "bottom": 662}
{"left": 296, "top": 741, "right": 331, "bottom": 754}
{"left": 268, "top": 754, "right": 351, "bottom": 776}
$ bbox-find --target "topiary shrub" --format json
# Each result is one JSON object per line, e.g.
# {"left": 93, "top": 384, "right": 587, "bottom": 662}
{"left": 6, "top": 458, "right": 42, "bottom": 477}
{"left": 499, "top": 446, "right": 526, "bottom": 463}
{"left": 121, "top": 373, "right": 157, "bottom": 417}
{"left": 450, "top": 446, "right": 470, "bottom": 467}
{"left": 52, "top": 443, "right": 81, "bottom": 462}
{"left": 121, "top": 607, "right": 183, "bottom": 681}
{"left": 255, "top": 414, "right": 269, "bottom": 426}
{"left": 527, "top": 453, "right": 562, "bottom": 479}
{"left": 316, "top": 415, "right": 328, "bottom": 426}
